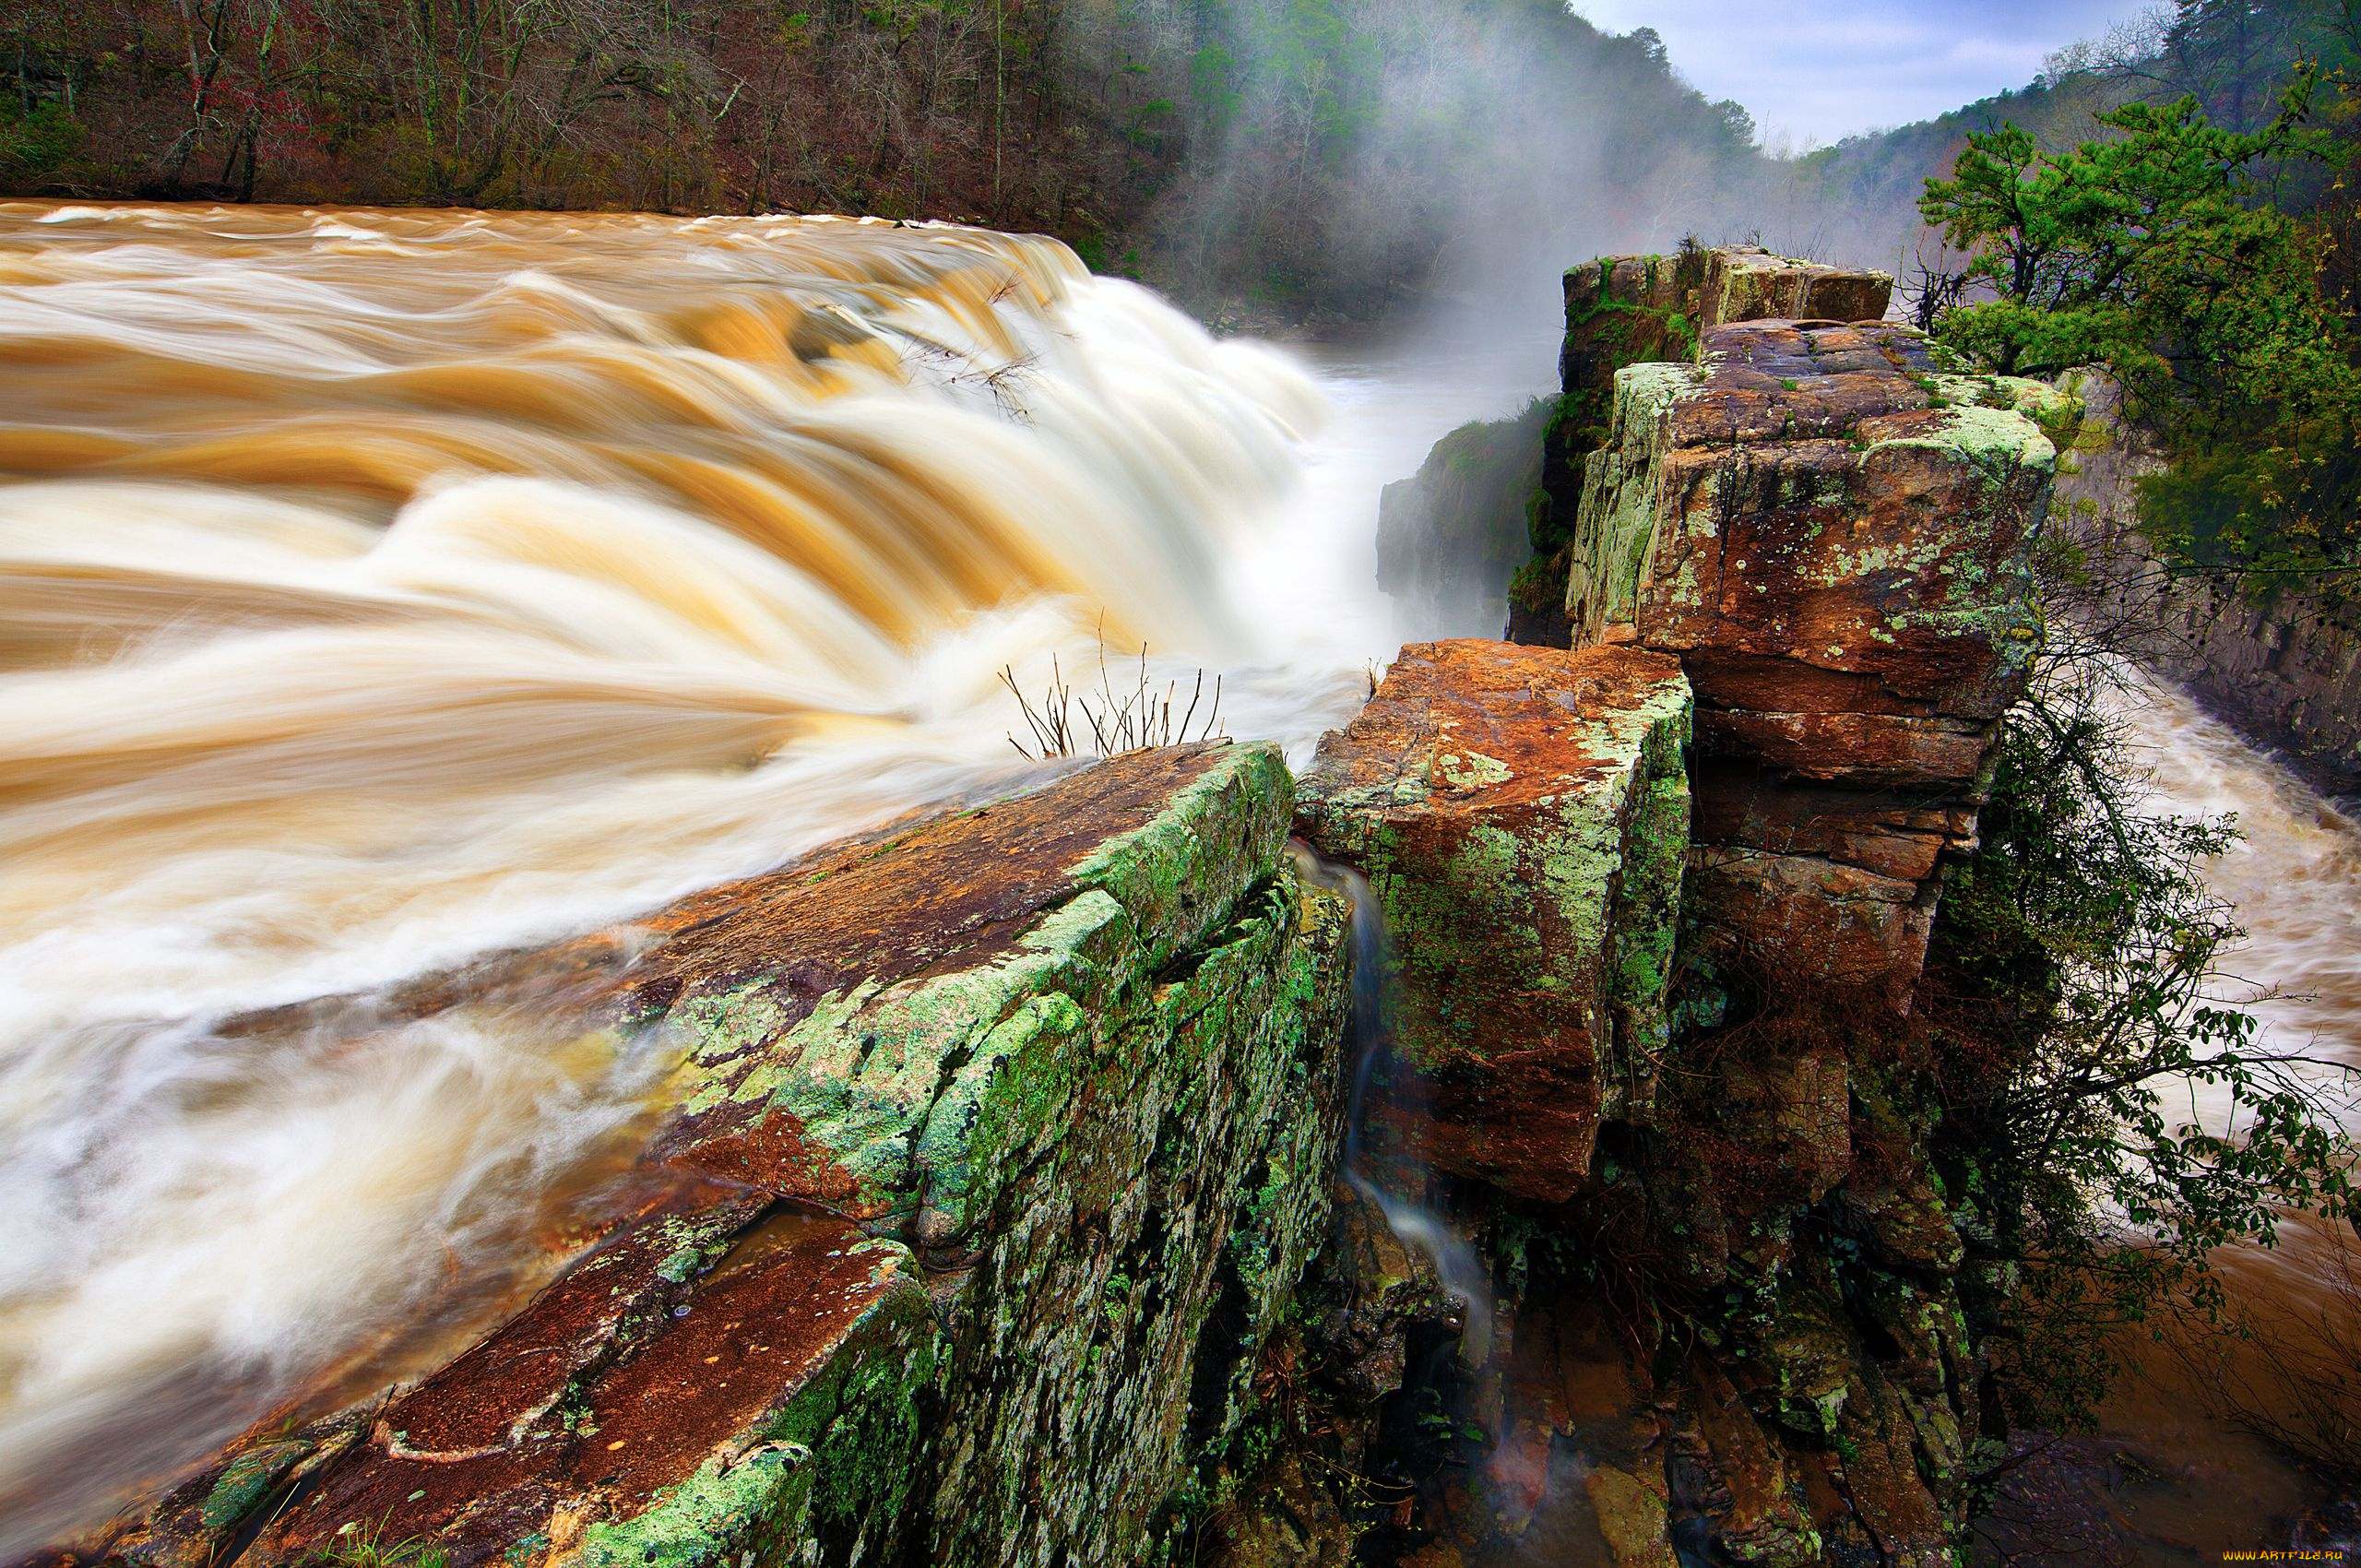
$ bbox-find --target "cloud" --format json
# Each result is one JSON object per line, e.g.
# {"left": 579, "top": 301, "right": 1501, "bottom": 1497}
{"left": 1571, "top": 0, "right": 2149, "bottom": 146}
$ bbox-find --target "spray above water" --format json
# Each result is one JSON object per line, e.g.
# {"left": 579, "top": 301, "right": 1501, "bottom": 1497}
{"left": 0, "top": 201, "right": 1379, "bottom": 1551}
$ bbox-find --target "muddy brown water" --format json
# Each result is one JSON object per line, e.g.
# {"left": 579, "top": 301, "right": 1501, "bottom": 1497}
{"left": 0, "top": 205, "right": 1563, "bottom": 1550}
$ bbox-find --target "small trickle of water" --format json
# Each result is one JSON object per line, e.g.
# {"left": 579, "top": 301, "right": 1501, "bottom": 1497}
{"left": 1295, "top": 847, "right": 1496, "bottom": 1364}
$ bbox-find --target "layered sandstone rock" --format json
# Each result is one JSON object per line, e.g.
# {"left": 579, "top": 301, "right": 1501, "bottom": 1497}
{"left": 1269, "top": 618, "right": 1995, "bottom": 1568}
{"left": 1492, "top": 320, "right": 2051, "bottom": 1568}
{"left": 1369, "top": 246, "right": 1900, "bottom": 649}
{"left": 1270, "top": 310, "right": 2051, "bottom": 1568}
{"left": 83, "top": 745, "right": 1352, "bottom": 1568}
{"left": 1566, "top": 319, "right": 2058, "bottom": 1004}
{"left": 1701, "top": 246, "right": 1894, "bottom": 330}
{"left": 1294, "top": 639, "right": 1691, "bottom": 1201}
{"left": 1557, "top": 246, "right": 1893, "bottom": 428}
{"left": 1511, "top": 246, "right": 1895, "bottom": 642}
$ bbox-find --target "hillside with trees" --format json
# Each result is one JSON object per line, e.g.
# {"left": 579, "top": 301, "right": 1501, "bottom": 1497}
{"left": 0, "top": 0, "right": 1765, "bottom": 317}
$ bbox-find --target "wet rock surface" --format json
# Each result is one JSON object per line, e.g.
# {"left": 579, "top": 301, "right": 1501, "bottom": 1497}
{"left": 45, "top": 267, "right": 2060, "bottom": 1568}
{"left": 1295, "top": 639, "right": 1691, "bottom": 1201}
{"left": 1259, "top": 302, "right": 2049, "bottom": 1568}
{"left": 60, "top": 744, "right": 1355, "bottom": 1568}
{"left": 1364, "top": 245, "right": 1906, "bottom": 654}
{"left": 1565, "top": 318, "right": 2058, "bottom": 1004}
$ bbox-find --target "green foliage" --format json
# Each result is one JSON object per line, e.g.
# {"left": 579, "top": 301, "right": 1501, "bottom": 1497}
{"left": 302, "top": 1519, "right": 451, "bottom": 1568}
{"left": 0, "top": 0, "right": 1797, "bottom": 320}
{"left": 1919, "top": 90, "right": 2319, "bottom": 377}
{"left": 1923, "top": 77, "right": 2361, "bottom": 578}
{"left": 0, "top": 101, "right": 82, "bottom": 182}
{"left": 1922, "top": 660, "right": 2355, "bottom": 1429}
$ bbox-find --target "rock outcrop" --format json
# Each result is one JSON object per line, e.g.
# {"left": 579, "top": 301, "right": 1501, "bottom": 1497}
{"left": 1566, "top": 318, "right": 2058, "bottom": 1004}
{"left": 1294, "top": 639, "right": 1691, "bottom": 1201}
{"left": 1366, "top": 246, "right": 1902, "bottom": 650}
{"left": 1277, "top": 303, "right": 2054, "bottom": 1568}
{"left": 76, "top": 745, "right": 1355, "bottom": 1568}
{"left": 1510, "top": 245, "right": 1896, "bottom": 643}
{"left": 1375, "top": 399, "right": 1550, "bottom": 638}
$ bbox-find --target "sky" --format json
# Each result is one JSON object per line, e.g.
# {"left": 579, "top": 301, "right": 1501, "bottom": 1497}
{"left": 1572, "top": 0, "right": 2151, "bottom": 148}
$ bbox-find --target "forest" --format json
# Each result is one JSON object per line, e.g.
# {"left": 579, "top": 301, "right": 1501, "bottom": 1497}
{"left": 13, "top": 0, "right": 2356, "bottom": 333}
{"left": 9, "top": 0, "right": 2360, "bottom": 562}
{"left": 0, "top": 0, "right": 1768, "bottom": 316}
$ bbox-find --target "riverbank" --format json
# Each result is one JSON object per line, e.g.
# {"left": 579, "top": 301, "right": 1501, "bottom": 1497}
{"left": 2055, "top": 375, "right": 2361, "bottom": 801}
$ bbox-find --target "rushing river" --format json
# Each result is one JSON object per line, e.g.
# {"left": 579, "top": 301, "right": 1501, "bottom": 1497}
{"left": 2082, "top": 680, "right": 2361, "bottom": 1552}
{"left": 0, "top": 201, "right": 1557, "bottom": 1550}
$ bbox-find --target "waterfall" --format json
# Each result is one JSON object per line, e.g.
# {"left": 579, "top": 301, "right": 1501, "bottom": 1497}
{"left": 0, "top": 202, "right": 1399, "bottom": 1552}
{"left": 1295, "top": 848, "right": 1497, "bottom": 1365}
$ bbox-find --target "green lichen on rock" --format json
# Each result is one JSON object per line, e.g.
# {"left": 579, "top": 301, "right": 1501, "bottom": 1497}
{"left": 1607, "top": 768, "right": 1691, "bottom": 1086}
{"left": 1562, "top": 362, "right": 1710, "bottom": 648}
{"left": 185, "top": 745, "right": 1354, "bottom": 1568}
{"left": 657, "top": 744, "right": 1304, "bottom": 1235}
{"left": 635, "top": 756, "right": 1348, "bottom": 1568}
{"left": 1295, "top": 639, "right": 1691, "bottom": 1199}
{"left": 567, "top": 1245, "right": 936, "bottom": 1568}
{"left": 1513, "top": 246, "right": 1894, "bottom": 645}
{"left": 1066, "top": 741, "right": 1298, "bottom": 967}
{"left": 908, "top": 869, "right": 1353, "bottom": 1566}
{"left": 196, "top": 1441, "right": 311, "bottom": 1532}
{"left": 1513, "top": 248, "right": 1715, "bottom": 642}
{"left": 1559, "top": 321, "right": 2055, "bottom": 740}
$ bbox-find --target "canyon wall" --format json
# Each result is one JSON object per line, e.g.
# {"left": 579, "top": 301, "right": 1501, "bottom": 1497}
{"left": 2055, "top": 374, "right": 2361, "bottom": 796}
{"left": 1566, "top": 316, "right": 2055, "bottom": 1006}
{"left": 1296, "top": 638, "right": 1692, "bottom": 1202}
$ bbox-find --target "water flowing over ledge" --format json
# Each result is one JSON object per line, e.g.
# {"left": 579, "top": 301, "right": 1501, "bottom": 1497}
{"left": 0, "top": 202, "right": 1368, "bottom": 1551}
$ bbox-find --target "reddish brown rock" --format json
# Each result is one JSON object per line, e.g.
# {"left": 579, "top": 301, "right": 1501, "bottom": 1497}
{"left": 1295, "top": 639, "right": 1691, "bottom": 1201}
{"left": 1564, "top": 319, "right": 2057, "bottom": 1003}
{"left": 1703, "top": 245, "right": 1894, "bottom": 329}
{"left": 1557, "top": 248, "right": 1894, "bottom": 434}
{"left": 59, "top": 744, "right": 1354, "bottom": 1568}
{"left": 1516, "top": 245, "right": 1893, "bottom": 645}
{"left": 1362, "top": 279, "right": 2023, "bottom": 1568}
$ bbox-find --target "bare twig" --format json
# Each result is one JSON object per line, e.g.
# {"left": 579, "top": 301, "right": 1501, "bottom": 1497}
{"left": 999, "top": 629, "right": 1229, "bottom": 760}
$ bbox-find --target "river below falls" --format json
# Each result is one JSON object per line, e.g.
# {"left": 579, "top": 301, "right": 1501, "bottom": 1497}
{"left": 2016, "top": 680, "right": 2361, "bottom": 1561}
{"left": 0, "top": 204, "right": 2353, "bottom": 1556}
